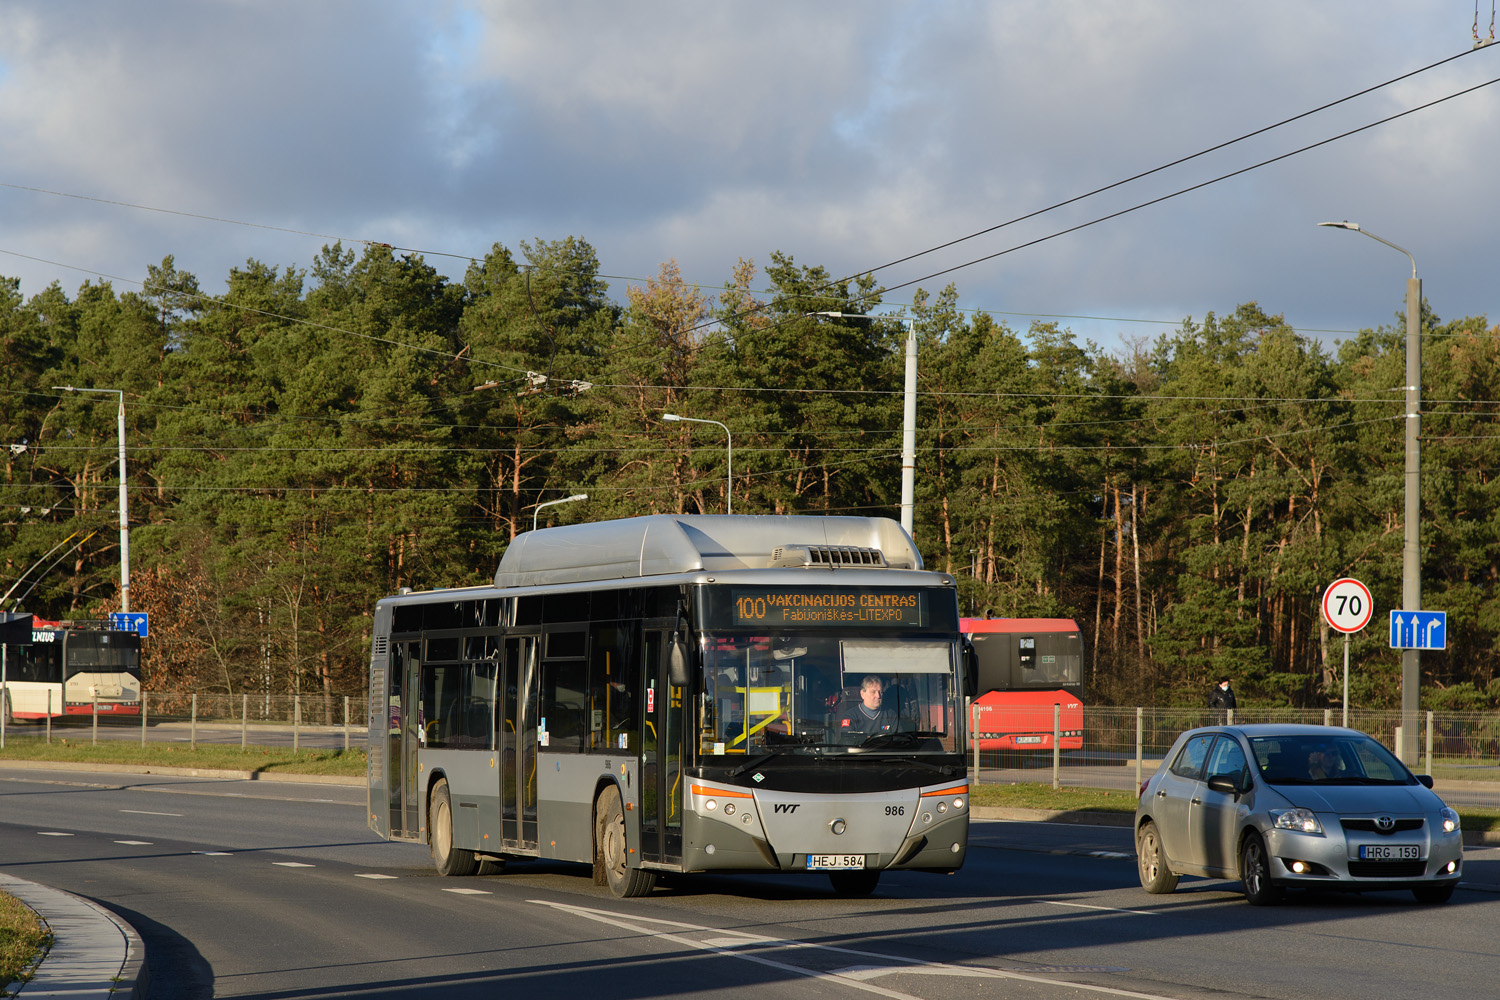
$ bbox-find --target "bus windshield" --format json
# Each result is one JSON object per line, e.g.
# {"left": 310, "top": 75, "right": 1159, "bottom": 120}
{"left": 702, "top": 633, "right": 959, "bottom": 754}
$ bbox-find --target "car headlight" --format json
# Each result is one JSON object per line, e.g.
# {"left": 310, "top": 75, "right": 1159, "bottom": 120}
{"left": 1271, "top": 808, "right": 1324, "bottom": 834}
{"left": 1441, "top": 807, "right": 1461, "bottom": 834}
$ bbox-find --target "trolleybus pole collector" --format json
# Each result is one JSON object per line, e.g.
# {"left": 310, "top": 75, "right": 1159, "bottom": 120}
{"left": 367, "top": 514, "right": 974, "bottom": 897}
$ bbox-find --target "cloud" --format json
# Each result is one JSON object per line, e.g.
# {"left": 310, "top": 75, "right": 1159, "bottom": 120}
{"left": 0, "top": 0, "right": 1493, "bottom": 354}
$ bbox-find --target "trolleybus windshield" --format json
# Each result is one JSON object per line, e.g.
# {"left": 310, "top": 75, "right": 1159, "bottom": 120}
{"left": 701, "top": 634, "right": 959, "bottom": 754}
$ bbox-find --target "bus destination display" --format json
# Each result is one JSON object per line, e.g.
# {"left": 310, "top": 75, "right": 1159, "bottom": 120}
{"left": 728, "top": 587, "right": 925, "bottom": 627}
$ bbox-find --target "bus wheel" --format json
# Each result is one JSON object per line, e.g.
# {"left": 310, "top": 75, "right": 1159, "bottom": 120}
{"left": 829, "top": 870, "right": 880, "bottom": 896}
{"left": 596, "top": 784, "right": 655, "bottom": 898}
{"left": 430, "top": 778, "right": 478, "bottom": 877}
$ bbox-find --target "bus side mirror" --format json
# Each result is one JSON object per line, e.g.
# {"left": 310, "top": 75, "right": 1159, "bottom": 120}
{"left": 962, "top": 639, "right": 979, "bottom": 699}
{"left": 668, "top": 632, "right": 692, "bottom": 688}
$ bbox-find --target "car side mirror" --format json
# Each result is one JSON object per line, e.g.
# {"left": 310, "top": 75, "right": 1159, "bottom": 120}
{"left": 1416, "top": 774, "right": 1434, "bottom": 789}
{"left": 1206, "top": 774, "right": 1242, "bottom": 796}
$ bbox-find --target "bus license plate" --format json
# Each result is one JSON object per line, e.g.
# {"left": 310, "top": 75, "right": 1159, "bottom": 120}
{"left": 1014, "top": 736, "right": 1043, "bottom": 745}
{"left": 1359, "top": 844, "right": 1419, "bottom": 860}
{"left": 806, "top": 854, "right": 865, "bottom": 870}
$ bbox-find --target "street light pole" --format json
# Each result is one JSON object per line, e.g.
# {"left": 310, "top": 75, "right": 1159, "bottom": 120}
{"left": 662, "top": 413, "right": 732, "bottom": 514}
{"left": 532, "top": 493, "right": 588, "bottom": 531}
{"left": 1318, "top": 221, "right": 1421, "bottom": 762}
{"left": 807, "top": 311, "right": 917, "bottom": 536}
{"left": 53, "top": 386, "right": 131, "bottom": 613}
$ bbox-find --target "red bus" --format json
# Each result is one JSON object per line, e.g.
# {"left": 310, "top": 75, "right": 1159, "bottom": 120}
{"left": 960, "top": 618, "right": 1083, "bottom": 751}
{"left": 1, "top": 617, "right": 142, "bottom": 724}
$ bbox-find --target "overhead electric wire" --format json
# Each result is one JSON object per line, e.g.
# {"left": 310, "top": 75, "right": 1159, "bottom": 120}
{"left": 863, "top": 70, "right": 1500, "bottom": 300}
{"left": 849, "top": 48, "right": 1490, "bottom": 283}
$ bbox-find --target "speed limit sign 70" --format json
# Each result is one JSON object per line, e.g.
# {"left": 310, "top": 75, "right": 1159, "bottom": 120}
{"left": 1322, "top": 577, "right": 1373, "bottom": 634}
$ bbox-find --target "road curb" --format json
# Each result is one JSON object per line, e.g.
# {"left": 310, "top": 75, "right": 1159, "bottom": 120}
{"left": 0, "top": 873, "right": 148, "bottom": 1000}
{"left": 0, "top": 759, "right": 363, "bottom": 785}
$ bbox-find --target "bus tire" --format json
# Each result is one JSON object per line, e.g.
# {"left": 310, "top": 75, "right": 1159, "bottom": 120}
{"left": 596, "top": 784, "right": 655, "bottom": 898}
{"left": 828, "top": 870, "right": 880, "bottom": 896}
{"left": 430, "top": 778, "right": 478, "bottom": 877}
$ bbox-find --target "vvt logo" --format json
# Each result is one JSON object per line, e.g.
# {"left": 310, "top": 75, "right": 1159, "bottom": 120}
{"left": 774, "top": 803, "right": 799, "bottom": 814}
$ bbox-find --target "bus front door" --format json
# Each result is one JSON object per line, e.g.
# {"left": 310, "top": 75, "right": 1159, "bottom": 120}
{"left": 640, "top": 630, "right": 684, "bottom": 866}
{"left": 500, "top": 636, "right": 539, "bottom": 851}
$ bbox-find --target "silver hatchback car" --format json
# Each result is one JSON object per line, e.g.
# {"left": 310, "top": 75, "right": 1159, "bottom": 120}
{"left": 1135, "top": 724, "right": 1462, "bottom": 905}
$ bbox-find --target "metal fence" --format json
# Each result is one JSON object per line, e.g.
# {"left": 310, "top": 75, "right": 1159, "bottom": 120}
{"left": 971, "top": 705, "right": 1500, "bottom": 794}
{"left": 3, "top": 690, "right": 371, "bottom": 752}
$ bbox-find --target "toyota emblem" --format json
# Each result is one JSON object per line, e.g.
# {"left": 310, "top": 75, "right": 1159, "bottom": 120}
{"left": 1375, "top": 815, "right": 1395, "bottom": 832}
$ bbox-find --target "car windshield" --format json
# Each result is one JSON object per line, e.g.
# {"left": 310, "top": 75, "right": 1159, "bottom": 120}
{"left": 1249, "top": 733, "right": 1415, "bottom": 785}
{"left": 700, "top": 633, "right": 959, "bottom": 755}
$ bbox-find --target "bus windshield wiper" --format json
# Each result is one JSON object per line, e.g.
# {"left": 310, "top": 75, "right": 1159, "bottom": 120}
{"left": 860, "top": 730, "right": 941, "bottom": 749}
{"left": 728, "top": 752, "right": 779, "bottom": 778}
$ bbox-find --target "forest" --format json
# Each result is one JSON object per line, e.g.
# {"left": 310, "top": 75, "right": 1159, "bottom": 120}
{"left": 2, "top": 237, "right": 1498, "bottom": 712}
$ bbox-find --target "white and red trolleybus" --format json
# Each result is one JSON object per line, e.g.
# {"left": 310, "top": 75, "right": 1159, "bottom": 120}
{"left": 1, "top": 616, "right": 143, "bottom": 723}
{"left": 960, "top": 617, "right": 1083, "bottom": 751}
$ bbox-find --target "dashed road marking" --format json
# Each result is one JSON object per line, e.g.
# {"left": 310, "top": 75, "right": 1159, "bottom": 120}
{"left": 443, "top": 887, "right": 491, "bottom": 895}
{"left": 355, "top": 873, "right": 399, "bottom": 880}
{"left": 37, "top": 831, "right": 73, "bottom": 837}
{"left": 114, "top": 840, "right": 153, "bottom": 845}
{"left": 273, "top": 862, "right": 315, "bottom": 867}
{"left": 121, "top": 809, "right": 182, "bottom": 817}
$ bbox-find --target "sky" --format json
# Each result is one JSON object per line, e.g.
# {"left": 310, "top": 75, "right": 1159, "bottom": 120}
{"left": 1, "top": 1, "right": 1497, "bottom": 360}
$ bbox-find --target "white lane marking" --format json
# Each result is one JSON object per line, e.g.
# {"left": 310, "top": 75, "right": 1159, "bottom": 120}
{"left": 120, "top": 809, "right": 182, "bottom": 816}
{"left": 193, "top": 851, "right": 233, "bottom": 856}
{"left": 115, "top": 840, "right": 153, "bottom": 845}
{"left": 37, "top": 831, "right": 74, "bottom": 837}
{"left": 355, "top": 873, "right": 399, "bottom": 880}
{"left": 831, "top": 965, "right": 992, "bottom": 980}
{"left": 1043, "top": 899, "right": 1159, "bottom": 917}
{"left": 273, "top": 862, "right": 315, "bottom": 867}
{"left": 530, "top": 899, "right": 1180, "bottom": 1000}
{"left": 443, "top": 887, "right": 491, "bottom": 895}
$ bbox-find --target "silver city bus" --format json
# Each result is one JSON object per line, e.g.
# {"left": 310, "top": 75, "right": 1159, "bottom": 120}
{"left": 367, "top": 514, "right": 973, "bottom": 897}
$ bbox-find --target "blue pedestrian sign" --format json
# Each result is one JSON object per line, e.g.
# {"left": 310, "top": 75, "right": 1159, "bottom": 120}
{"left": 109, "top": 612, "right": 149, "bottom": 638}
{"left": 1389, "top": 610, "right": 1445, "bottom": 650}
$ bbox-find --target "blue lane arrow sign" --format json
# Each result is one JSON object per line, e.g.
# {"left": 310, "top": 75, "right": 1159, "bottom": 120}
{"left": 108, "top": 612, "right": 149, "bottom": 638}
{"left": 1389, "top": 610, "right": 1445, "bottom": 650}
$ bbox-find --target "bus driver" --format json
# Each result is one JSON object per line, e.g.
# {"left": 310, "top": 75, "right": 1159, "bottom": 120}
{"left": 835, "top": 674, "right": 899, "bottom": 742}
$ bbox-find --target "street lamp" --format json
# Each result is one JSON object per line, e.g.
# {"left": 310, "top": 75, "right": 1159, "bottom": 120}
{"left": 1318, "top": 221, "right": 1421, "bottom": 762}
{"left": 807, "top": 311, "right": 918, "bottom": 536}
{"left": 532, "top": 493, "right": 588, "bottom": 532}
{"left": 662, "top": 414, "right": 732, "bottom": 514}
{"left": 52, "top": 386, "right": 131, "bottom": 613}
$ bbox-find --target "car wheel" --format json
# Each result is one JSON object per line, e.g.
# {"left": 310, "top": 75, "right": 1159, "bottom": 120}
{"left": 1239, "top": 832, "right": 1282, "bottom": 905}
{"left": 430, "top": 778, "right": 479, "bottom": 877}
{"left": 1412, "top": 882, "right": 1456, "bottom": 905}
{"left": 1136, "top": 820, "right": 1179, "bottom": 894}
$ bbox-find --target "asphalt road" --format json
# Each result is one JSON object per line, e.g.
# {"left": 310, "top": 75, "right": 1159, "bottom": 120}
{"left": 4, "top": 765, "right": 1500, "bottom": 1000}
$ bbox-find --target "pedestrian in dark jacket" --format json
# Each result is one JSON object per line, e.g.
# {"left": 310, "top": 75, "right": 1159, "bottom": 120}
{"left": 1209, "top": 678, "right": 1237, "bottom": 711}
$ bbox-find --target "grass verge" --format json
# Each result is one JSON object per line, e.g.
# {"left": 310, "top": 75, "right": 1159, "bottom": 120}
{"left": 0, "top": 734, "right": 366, "bottom": 777}
{"left": 969, "top": 779, "right": 1500, "bottom": 832}
{"left": 0, "top": 890, "right": 49, "bottom": 994}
